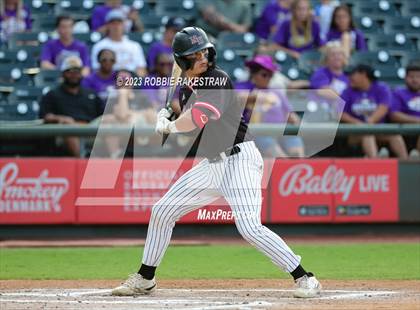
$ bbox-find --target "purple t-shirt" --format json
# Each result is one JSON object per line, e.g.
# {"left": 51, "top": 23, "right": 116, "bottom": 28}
{"left": 254, "top": 0, "right": 290, "bottom": 40}
{"left": 310, "top": 66, "right": 349, "bottom": 95}
{"left": 273, "top": 18, "right": 324, "bottom": 52}
{"left": 142, "top": 73, "right": 180, "bottom": 109}
{"left": 235, "top": 81, "right": 291, "bottom": 124}
{"left": 0, "top": 5, "right": 31, "bottom": 41}
{"left": 326, "top": 29, "right": 367, "bottom": 51}
{"left": 41, "top": 39, "right": 90, "bottom": 68}
{"left": 341, "top": 82, "right": 392, "bottom": 122}
{"left": 147, "top": 42, "right": 173, "bottom": 71}
{"left": 82, "top": 71, "right": 117, "bottom": 103}
{"left": 391, "top": 87, "right": 420, "bottom": 118}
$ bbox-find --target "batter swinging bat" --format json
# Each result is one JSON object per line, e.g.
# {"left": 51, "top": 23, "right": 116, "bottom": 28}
{"left": 161, "top": 61, "right": 182, "bottom": 145}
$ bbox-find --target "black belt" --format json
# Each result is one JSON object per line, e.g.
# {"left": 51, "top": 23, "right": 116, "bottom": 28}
{"left": 207, "top": 145, "right": 241, "bottom": 163}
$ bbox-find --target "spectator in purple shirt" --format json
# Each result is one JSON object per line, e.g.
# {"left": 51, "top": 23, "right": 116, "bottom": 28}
{"left": 143, "top": 52, "right": 180, "bottom": 111}
{"left": 147, "top": 17, "right": 185, "bottom": 72}
{"left": 41, "top": 16, "right": 90, "bottom": 76}
{"left": 326, "top": 5, "right": 367, "bottom": 58}
{"left": 91, "top": 0, "right": 143, "bottom": 34}
{"left": 309, "top": 42, "right": 349, "bottom": 120}
{"left": 314, "top": 0, "right": 339, "bottom": 41}
{"left": 0, "top": 0, "right": 31, "bottom": 42}
{"left": 82, "top": 49, "right": 117, "bottom": 104}
{"left": 390, "top": 62, "right": 420, "bottom": 154}
{"left": 235, "top": 55, "right": 304, "bottom": 157}
{"left": 254, "top": 0, "right": 292, "bottom": 40}
{"left": 341, "top": 64, "right": 408, "bottom": 159}
{"left": 271, "top": 0, "right": 324, "bottom": 59}
{"left": 311, "top": 42, "right": 349, "bottom": 96}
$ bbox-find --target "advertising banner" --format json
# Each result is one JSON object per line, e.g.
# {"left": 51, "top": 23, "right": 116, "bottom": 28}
{"left": 333, "top": 159, "right": 398, "bottom": 222}
{"left": 270, "top": 159, "right": 399, "bottom": 223}
{"left": 0, "top": 159, "right": 76, "bottom": 224}
{"left": 270, "top": 160, "right": 334, "bottom": 223}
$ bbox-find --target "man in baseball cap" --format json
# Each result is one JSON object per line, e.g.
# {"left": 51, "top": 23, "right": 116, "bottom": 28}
{"left": 91, "top": 9, "right": 148, "bottom": 76}
{"left": 60, "top": 55, "right": 83, "bottom": 72}
{"left": 104, "top": 9, "right": 125, "bottom": 23}
{"left": 40, "top": 55, "right": 104, "bottom": 156}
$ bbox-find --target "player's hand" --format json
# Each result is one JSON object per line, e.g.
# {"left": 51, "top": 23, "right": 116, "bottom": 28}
{"left": 155, "top": 117, "right": 171, "bottom": 134}
{"left": 157, "top": 108, "right": 171, "bottom": 120}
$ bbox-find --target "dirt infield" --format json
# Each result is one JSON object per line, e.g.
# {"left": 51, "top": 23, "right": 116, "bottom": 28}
{"left": 1, "top": 279, "right": 419, "bottom": 309}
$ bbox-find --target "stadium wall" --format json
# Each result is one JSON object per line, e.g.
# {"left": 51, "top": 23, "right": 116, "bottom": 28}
{"left": 0, "top": 158, "right": 418, "bottom": 225}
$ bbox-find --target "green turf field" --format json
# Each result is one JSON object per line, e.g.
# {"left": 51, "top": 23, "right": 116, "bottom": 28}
{"left": 1, "top": 243, "right": 419, "bottom": 280}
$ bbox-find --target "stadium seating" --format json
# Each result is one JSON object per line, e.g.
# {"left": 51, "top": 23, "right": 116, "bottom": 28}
{"left": 0, "top": 100, "right": 40, "bottom": 121}
{"left": 399, "top": 51, "right": 420, "bottom": 67}
{"left": 73, "top": 32, "right": 103, "bottom": 47}
{"left": 32, "top": 15, "right": 58, "bottom": 33}
{"left": 216, "top": 49, "right": 246, "bottom": 81}
{"left": 349, "top": 51, "right": 399, "bottom": 68}
{"left": 155, "top": 0, "right": 198, "bottom": 22}
{"left": 354, "top": 16, "right": 381, "bottom": 34}
{"left": 400, "top": 1, "right": 420, "bottom": 16}
{"left": 55, "top": 0, "right": 94, "bottom": 21}
{"left": 217, "top": 32, "right": 259, "bottom": 58}
{"left": 368, "top": 33, "right": 417, "bottom": 55}
{"left": 33, "top": 70, "right": 61, "bottom": 88}
{"left": 8, "top": 31, "right": 49, "bottom": 49}
{"left": 141, "top": 13, "right": 165, "bottom": 31}
{"left": 383, "top": 16, "right": 420, "bottom": 38}
{"left": 7, "top": 86, "right": 44, "bottom": 103}
{"left": 23, "top": 0, "right": 55, "bottom": 18}
{"left": 352, "top": 1, "right": 398, "bottom": 21}
{"left": 0, "top": 64, "right": 32, "bottom": 86}
{"left": 298, "top": 50, "right": 322, "bottom": 75}
{"left": 373, "top": 65, "right": 405, "bottom": 86}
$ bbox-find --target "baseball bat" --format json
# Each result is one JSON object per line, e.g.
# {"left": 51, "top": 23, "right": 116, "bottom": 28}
{"left": 161, "top": 61, "right": 183, "bottom": 145}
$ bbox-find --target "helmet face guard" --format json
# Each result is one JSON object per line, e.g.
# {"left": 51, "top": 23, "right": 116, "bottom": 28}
{"left": 172, "top": 27, "right": 217, "bottom": 71}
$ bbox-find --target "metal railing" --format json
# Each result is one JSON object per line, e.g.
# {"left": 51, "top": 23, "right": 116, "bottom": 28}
{"left": 0, "top": 123, "right": 419, "bottom": 138}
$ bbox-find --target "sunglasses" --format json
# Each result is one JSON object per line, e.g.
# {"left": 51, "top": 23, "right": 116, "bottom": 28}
{"left": 157, "top": 62, "right": 173, "bottom": 67}
{"left": 100, "top": 58, "right": 116, "bottom": 63}
{"left": 258, "top": 71, "right": 273, "bottom": 78}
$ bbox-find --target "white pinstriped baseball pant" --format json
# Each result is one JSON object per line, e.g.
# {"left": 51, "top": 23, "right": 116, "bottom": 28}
{"left": 142, "top": 141, "right": 301, "bottom": 272}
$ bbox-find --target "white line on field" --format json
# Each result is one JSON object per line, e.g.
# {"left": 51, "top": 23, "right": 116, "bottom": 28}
{"left": 318, "top": 291, "right": 398, "bottom": 300}
{"left": 0, "top": 299, "right": 242, "bottom": 305}
{"left": 0, "top": 288, "right": 397, "bottom": 296}
{"left": 187, "top": 301, "right": 272, "bottom": 310}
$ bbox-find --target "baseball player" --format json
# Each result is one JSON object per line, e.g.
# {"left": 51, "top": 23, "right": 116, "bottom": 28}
{"left": 112, "top": 27, "right": 321, "bottom": 298}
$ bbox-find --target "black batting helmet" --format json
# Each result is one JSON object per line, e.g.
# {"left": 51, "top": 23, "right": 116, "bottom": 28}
{"left": 172, "top": 27, "right": 216, "bottom": 71}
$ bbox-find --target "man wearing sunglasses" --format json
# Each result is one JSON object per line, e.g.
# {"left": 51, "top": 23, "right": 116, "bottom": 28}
{"left": 39, "top": 56, "right": 104, "bottom": 156}
{"left": 112, "top": 27, "right": 321, "bottom": 299}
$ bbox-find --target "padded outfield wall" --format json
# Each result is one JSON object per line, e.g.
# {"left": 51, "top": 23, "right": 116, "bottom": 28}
{"left": 0, "top": 158, "right": 418, "bottom": 224}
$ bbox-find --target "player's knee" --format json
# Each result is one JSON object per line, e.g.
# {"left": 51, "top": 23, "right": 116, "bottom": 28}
{"left": 236, "top": 221, "right": 264, "bottom": 242}
{"left": 150, "top": 203, "right": 172, "bottom": 224}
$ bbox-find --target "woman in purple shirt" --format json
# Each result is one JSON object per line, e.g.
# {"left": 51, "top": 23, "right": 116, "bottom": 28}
{"left": 271, "top": 0, "right": 324, "bottom": 59}
{"left": 82, "top": 49, "right": 117, "bottom": 104}
{"left": 0, "top": 0, "right": 31, "bottom": 42}
{"left": 235, "top": 55, "right": 304, "bottom": 157}
{"left": 310, "top": 41, "right": 349, "bottom": 96}
{"left": 390, "top": 63, "right": 420, "bottom": 153}
{"left": 341, "top": 64, "right": 408, "bottom": 159}
{"left": 309, "top": 42, "right": 349, "bottom": 120}
{"left": 255, "top": 0, "right": 292, "bottom": 40}
{"left": 326, "top": 5, "right": 367, "bottom": 57}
